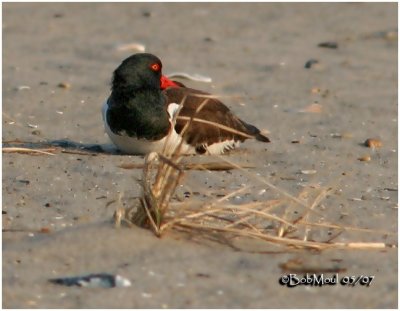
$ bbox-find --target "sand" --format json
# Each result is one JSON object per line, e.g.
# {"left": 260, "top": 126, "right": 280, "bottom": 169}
{"left": 2, "top": 2, "right": 397, "bottom": 308}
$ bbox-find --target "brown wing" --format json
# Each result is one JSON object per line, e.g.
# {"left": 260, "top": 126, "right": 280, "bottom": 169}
{"left": 163, "top": 87, "right": 269, "bottom": 150}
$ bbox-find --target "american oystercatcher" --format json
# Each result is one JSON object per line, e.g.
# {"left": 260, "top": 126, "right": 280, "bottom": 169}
{"left": 102, "top": 53, "right": 270, "bottom": 155}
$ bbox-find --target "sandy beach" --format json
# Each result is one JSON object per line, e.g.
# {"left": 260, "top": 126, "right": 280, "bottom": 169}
{"left": 2, "top": 3, "right": 397, "bottom": 308}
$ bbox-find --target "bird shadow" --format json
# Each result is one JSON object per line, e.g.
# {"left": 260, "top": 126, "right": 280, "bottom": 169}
{"left": 3, "top": 139, "right": 250, "bottom": 158}
{"left": 2, "top": 139, "right": 125, "bottom": 156}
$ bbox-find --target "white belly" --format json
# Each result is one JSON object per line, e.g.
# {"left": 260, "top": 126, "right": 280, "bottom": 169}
{"left": 102, "top": 101, "right": 196, "bottom": 155}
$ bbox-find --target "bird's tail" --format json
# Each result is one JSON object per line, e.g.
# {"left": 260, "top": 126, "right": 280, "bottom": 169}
{"left": 241, "top": 121, "right": 270, "bottom": 143}
{"left": 255, "top": 132, "right": 270, "bottom": 143}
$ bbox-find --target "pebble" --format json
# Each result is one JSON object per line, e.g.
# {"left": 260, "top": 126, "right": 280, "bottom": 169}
{"left": 358, "top": 155, "right": 371, "bottom": 162}
{"left": 304, "top": 59, "right": 319, "bottom": 69}
{"left": 204, "top": 37, "right": 215, "bottom": 42}
{"left": 57, "top": 82, "right": 71, "bottom": 89}
{"left": 310, "top": 87, "right": 321, "bottom": 94}
{"left": 318, "top": 41, "right": 338, "bottom": 49}
{"left": 364, "top": 138, "right": 382, "bottom": 149}
{"left": 39, "top": 227, "right": 51, "bottom": 233}
{"left": 141, "top": 10, "right": 152, "bottom": 18}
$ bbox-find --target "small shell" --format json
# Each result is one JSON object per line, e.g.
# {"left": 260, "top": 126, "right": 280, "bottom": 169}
{"left": 364, "top": 138, "right": 382, "bottom": 148}
{"left": 57, "top": 82, "right": 71, "bottom": 89}
{"left": 300, "top": 170, "right": 317, "bottom": 175}
{"left": 358, "top": 155, "right": 371, "bottom": 162}
{"left": 16, "top": 85, "right": 31, "bottom": 91}
{"left": 310, "top": 87, "right": 321, "bottom": 94}
{"left": 298, "top": 103, "right": 322, "bottom": 113}
{"left": 116, "top": 42, "right": 146, "bottom": 52}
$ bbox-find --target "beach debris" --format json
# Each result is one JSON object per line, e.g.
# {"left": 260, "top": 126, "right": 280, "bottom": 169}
{"left": 358, "top": 155, "right": 371, "bottom": 162}
{"left": 2, "top": 147, "right": 56, "bottom": 156}
{"left": 310, "top": 87, "right": 330, "bottom": 97}
{"left": 204, "top": 36, "right": 216, "bottom": 43}
{"left": 116, "top": 42, "right": 146, "bottom": 52}
{"left": 167, "top": 72, "right": 212, "bottom": 83}
{"left": 301, "top": 103, "right": 323, "bottom": 113}
{"left": 141, "top": 10, "right": 152, "bottom": 18}
{"left": 27, "top": 123, "right": 38, "bottom": 128}
{"left": 318, "top": 41, "right": 338, "bottom": 49}
{"left": 300, "top": 170, "right": 317, "bottom": 175}
{"left": 364, "top": 138, "right": 382, "bottom": 149}
{"left": 330, "top": 132, "right": 353, "bottom": 139}
{"left": 363, "top": 29, "right": 398, "bottom": 42}
{"left": 39, "top": 227, "right": 51, "bottom": 233}
{"left": 49, "top": 273, "right": 131, "bottom": 288}
{"left": 304, "top": 59, "right": 319, "bottom": 69}
{"left": 17, "top": 179, "right": 30, "bottom": 185}
{"left": 16, "top": 85, "right": 31, "bottom": 91}
{"left": 310, "top": 87, "right": 321, "bottom": 94}
{"left": 57, "top": 82, "right": 71, "bottom": 89}
{"left": 258, "top": 189, "right": 266, "bottom": 195}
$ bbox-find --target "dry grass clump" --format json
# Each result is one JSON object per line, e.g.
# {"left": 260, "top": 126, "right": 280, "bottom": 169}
{"left": 115, "top": 151, "right": 392, "bottom": 250}
{"left": 114, "top": 96, "right": 394, "bottom": 251}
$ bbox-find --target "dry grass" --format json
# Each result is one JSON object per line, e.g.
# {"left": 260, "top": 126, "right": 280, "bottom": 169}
{"left": 2, "top": 147, "right": 56, "bottom": 156}
{"left": 115, "top": 95, "right": 395, "bottom": 251}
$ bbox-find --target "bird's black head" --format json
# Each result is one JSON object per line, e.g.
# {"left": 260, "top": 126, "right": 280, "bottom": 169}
{"left": 112, "top": 53, "right": 163, "bottom": 92}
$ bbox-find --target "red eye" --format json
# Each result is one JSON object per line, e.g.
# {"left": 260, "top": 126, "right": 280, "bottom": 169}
{"left": 150, "top": 63, "right": 160, "bottom": 71}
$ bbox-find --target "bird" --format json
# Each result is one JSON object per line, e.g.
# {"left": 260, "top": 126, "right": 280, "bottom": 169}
{"left": 102, "top": 53, "right": 270, "bottom": 155}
